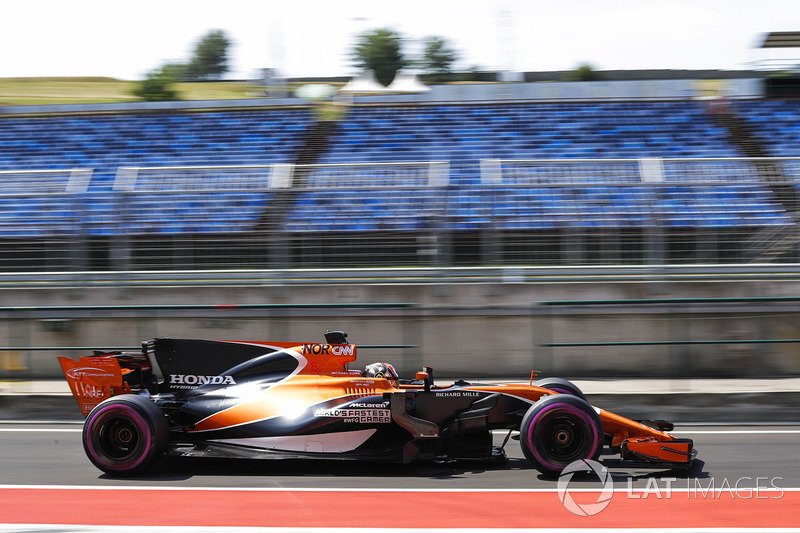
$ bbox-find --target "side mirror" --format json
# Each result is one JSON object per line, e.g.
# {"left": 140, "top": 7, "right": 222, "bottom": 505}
{"left": 423, "top": 366, "right": 435, "bottom": 387}
{"left": 415, "top": 371, "right": 431, "bottom": 392}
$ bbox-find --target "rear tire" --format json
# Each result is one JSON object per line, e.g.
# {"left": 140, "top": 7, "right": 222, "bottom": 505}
{"left": 519, "top": 394, "right": 603, "bottom": 477}
{"left": 83, "top": 394, "right": 169, "bottom": 476}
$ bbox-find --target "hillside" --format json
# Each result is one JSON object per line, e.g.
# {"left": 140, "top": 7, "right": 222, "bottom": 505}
{"left": 0, "top": 77, "right": 267, "bottom": 106}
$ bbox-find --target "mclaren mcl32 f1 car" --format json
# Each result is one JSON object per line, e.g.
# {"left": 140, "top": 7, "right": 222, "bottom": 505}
{"left": 58, "top": 331, "right": 696, "bottom": 477}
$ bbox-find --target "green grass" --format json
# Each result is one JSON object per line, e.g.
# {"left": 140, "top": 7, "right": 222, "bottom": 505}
{"left": 0, "top": 77, "right": 268, "bottom": 106}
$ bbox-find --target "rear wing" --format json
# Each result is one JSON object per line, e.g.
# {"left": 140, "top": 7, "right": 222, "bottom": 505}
{"left": 58, "top": 349, "right": 156, "bottom": 416}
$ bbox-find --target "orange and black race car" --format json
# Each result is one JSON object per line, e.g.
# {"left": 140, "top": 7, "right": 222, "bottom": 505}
{"left": 58, "top": 331, "right": 695, "bottom": 477}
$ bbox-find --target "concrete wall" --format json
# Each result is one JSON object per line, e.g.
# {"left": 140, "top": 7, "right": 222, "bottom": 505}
{"left": 2, "top": 277, "right": 800, "bottom": 380}
{"left": 358, "top": 78, "right": 764, "bottom": 104}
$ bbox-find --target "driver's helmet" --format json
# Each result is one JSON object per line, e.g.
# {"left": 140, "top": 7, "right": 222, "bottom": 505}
{"left": 363, "top": 362, "right": 399, "bottom": 383}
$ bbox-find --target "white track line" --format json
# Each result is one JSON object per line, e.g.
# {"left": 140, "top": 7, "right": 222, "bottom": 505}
{"left": 1, "top": 428, "right": 798, "bottom": 434}
{"left": 0, "top": 527, "right": 799, "bottom": 533}
{"left": 0, "top": 428, "right": 81, "bottom": 432}
{"left": 488, "top": 429, "right": 800, "bottom": 435}
{"left": 1, "top": 484, "right": 799, "bottom": 493}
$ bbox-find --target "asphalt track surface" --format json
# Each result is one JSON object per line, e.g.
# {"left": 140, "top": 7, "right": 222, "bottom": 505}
{"left": 0, "top": 422, "right": 798, "bottom": 488}
{"left": 0, "top": 422, "right": 798, "bottom": 531}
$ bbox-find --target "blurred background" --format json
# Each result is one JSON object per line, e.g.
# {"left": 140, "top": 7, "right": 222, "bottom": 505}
{"left": 3, "top": 0, "right": 800, "bottom": 381}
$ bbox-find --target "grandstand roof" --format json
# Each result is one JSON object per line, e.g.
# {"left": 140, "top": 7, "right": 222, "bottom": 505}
{"left": 339, "top": 71, "right": 386, "bottom": 94}
{"left": 760, "top": 31, "right": 800, "bottom": 48}
{"left": 384, "top": 72, "right": 430, "bottom": 93}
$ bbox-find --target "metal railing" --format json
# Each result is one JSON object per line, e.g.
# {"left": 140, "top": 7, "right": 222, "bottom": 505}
{"left": 2, "top": 158, "right": 800, "bottom": 276}
{"left": 0, "top": 169, "right": 93, "bottom": 272}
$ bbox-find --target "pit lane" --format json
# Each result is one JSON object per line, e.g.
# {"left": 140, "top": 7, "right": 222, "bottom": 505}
{"left": 0, "top": 422, "right": 797, "bottom": 489}
{"left": 1, "top": 423, "right": 798, "bottom": 530}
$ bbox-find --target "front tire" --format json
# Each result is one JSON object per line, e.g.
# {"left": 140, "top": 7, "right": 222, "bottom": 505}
{"left": 83, "top": 394, "right": 169, "bottom": 476}
{"left": 519, "top": 394, "right": 603, "bottom": 477}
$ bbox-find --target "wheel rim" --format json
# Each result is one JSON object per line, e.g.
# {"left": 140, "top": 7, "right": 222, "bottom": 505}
{"left": 527, "top": 403, "right": 598, "bottom": 471}
{"left": 97, "top": 417, "right": 141, "bottom": 460}
{"left": 538, "top": 414, "right": 583, "bottom": 460}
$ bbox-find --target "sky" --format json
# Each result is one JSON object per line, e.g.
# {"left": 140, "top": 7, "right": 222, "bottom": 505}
{"left": 3, "top": 0, "right": 800, "bottom": 81}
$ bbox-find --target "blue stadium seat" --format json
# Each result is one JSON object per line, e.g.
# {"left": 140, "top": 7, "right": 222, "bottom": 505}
{"left": 0, "top": 109, "right": 313, "bottom": 236}
{"left": 3, "top": 100, "right": 796, "bottom": 236}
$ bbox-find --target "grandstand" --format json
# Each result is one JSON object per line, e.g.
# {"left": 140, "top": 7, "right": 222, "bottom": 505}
{"left": 321, "top": 102, "right": 740, "bottom": 168}
{"left": 0, "top": 110, "right": 311, "bottom": 185}
{"left": 735, "top": 99, "right": 800, "bottom": 158}
{"left": 1, "top": 90, "right": 799, "bottom": 271}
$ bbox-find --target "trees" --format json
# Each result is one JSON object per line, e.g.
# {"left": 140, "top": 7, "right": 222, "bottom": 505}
{"left": 185, "top": 30, "right": 231, "bottom": 81}
{"left": 132, "top": 30, "right": 230, "bottom": 101}
{"left": 132, "top": 65, "right": 180, "bottom": 101}
{"left": 564, "top": 63, "right": 602, "bottom": 82}
{"left": 420, "top": 36, "right": 457, "bottom": 81}
{"left": 350, "top": 30, "right": 461, "bottom": 85}
{"left": 351, "top": 28, "right": 407, "bottom": 86}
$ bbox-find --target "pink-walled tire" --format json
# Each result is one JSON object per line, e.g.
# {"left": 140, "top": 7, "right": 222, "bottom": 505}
{"left": 83, "top": 394, "right": 169, "bottom": 476}
{"left": 519, "top": 394, "right": 603, "bottom": 477}
{"left": 532, "top": 377, "right": 588, "bottom": 402}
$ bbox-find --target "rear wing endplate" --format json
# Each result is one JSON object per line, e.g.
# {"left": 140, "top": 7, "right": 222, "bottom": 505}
{"left": 58, "top": 356, "right": 126, "bottom": 416}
